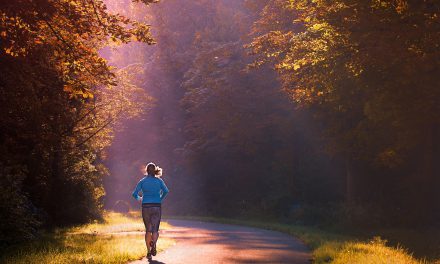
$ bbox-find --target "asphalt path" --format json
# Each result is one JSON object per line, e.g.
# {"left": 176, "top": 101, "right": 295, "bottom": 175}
{"left": 129, "top": 219, "right": 311, "bottom": 264}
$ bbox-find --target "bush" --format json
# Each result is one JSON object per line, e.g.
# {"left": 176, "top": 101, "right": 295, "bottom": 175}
{"left": 0, "top": 163, "right": 40, "bottom": 246}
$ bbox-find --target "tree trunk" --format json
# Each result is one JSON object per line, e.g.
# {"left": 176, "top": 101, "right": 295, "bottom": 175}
{"left": 48, "top": 138, "right": 63, "bottom": 225}
{"left": 417, "top": 123, "right": 439, "bottom": 224}
{"left": 345, "top": 156, "right": 355, "bottom": 204}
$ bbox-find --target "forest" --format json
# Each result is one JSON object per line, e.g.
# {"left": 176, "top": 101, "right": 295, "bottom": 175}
{"left": 1, "top": 0, "right": 439, "bottom": 261}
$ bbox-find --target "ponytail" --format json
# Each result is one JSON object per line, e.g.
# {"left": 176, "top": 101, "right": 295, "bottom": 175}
{"left": 154, "top": 166, "right": 163, "bottom": 177}
{"left": 146, "top": 162, "right": 163, "bottom": 177}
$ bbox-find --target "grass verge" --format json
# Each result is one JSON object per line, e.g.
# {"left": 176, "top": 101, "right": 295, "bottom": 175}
{"left": 166, "top": 215, "right": 439, "bottom": 264}
{"left": 1, "top": 211, "right": 174, "bottom": 264}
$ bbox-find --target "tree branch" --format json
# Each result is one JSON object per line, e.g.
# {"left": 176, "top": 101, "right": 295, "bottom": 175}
{"left": 75, "top": 115, "right": 115, "bottom": 148}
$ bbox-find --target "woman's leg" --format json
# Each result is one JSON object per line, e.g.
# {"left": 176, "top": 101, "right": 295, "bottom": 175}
{"left": 150, "top": 207, "right": 161, "bottom": 255}
{"left": 142, "top": 207, "right": 153, "bottom": 253}
{"left": 152, "top": 231, "right": 159, "bottom": 246}
{"left": 146, "top": 231, "right": 152, "bottom": 252}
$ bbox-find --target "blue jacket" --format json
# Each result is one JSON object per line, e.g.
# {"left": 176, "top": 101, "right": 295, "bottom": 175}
{"left": 132, "top": 175, "right": 169, "bottom": 204}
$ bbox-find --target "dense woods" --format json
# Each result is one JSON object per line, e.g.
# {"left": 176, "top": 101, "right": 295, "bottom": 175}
{"left": 1, "top": 0, "right": 439, "bottom": 247}
{"left": 0, "top": 0, "right": 156, "bottom": 245}
{"left": 247, "top": 0, "right": 440, "bottom": 225}
{"left": 107, "top": 0, "right": 440, "bottom": 226}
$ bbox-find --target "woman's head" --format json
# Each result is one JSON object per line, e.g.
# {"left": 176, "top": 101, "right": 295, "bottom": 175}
{"left": 145, "top": 162, "right": 162, "bottom": 177}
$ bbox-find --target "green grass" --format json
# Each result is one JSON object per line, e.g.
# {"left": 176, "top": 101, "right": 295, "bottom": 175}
{"left": 1, "top": 211, "right": 175, "bottom": 264}
{"left": 166, "top": 215, "right": 439, "bottom": 264}
{"left": 329, "top": 237, "right": 424, "bottom": 264}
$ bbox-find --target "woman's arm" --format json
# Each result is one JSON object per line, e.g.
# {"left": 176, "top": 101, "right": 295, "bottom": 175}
{"left": 160, "top": 179, "right": 169, "bottom": 201}
{"left": 132, "top": 180, "right": 143, "bottom": 201}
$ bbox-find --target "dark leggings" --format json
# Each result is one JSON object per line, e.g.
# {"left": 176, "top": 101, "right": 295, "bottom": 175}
{"left": 142, "top": 204, "right": 161, "bottom": 232}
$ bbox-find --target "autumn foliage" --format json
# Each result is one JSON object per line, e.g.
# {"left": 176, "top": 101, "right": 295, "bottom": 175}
{"left": 0, "top": 0, "right": 155, "bottom": 245}
{"left": 1, "top": 0, "right": 439, "bottom": 248}
{"left": 248, "top": 0, "right": 440, "bottom": 222}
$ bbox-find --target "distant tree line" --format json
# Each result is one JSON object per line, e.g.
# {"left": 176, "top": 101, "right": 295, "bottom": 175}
{"left": 114, "top": 0, "right": 440, "bottom": 228}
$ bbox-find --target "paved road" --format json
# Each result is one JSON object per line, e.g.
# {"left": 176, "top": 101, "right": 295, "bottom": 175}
{"left": 129, "top": 219, "right": 311, "bottom": 264}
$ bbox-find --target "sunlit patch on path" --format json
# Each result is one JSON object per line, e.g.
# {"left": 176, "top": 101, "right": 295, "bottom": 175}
{"left": 129, "top": 219, "right": 311, "bottom": 264}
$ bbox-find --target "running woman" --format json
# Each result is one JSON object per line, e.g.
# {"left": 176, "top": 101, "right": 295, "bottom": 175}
{"left": 132, "top": 162, "right": 169, "bottom": 261}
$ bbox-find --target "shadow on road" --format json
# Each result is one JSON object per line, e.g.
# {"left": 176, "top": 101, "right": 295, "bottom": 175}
{"left": 148, "top": 260, "right": 166, "bottom": 264}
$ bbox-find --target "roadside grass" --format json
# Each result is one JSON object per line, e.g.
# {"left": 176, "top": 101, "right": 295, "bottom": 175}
{"left": 166, "top": 215, "right": 438, "bottom": 264}
{"left": 1, "top": 211, "right": 174, "bottom": 264}
{"left": 329, "top": 237, "right": 424, "bottom": 264}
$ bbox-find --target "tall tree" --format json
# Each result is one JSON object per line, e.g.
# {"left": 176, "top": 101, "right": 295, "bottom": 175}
{"left": 248, "top": 0, "right": 440, "bottom": 222}
{"left": 0, "top": 0, "right": 157, "bottom": 244}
